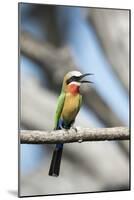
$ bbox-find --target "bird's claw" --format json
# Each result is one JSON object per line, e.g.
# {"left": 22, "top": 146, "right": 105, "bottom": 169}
{"left": 71, "top": 127, "right": 78, "bottom": 133}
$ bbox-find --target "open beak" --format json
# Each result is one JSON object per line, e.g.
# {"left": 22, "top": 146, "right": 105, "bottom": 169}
{"left": 79, "top": 73, "right": 94, "bottom": 84}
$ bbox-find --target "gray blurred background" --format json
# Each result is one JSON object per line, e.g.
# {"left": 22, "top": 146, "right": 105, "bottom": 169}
{"left": 19, "top": 3, "right": 130, "bottom": 197}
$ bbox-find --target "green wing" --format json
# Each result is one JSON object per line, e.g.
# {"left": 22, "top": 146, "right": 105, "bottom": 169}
{"left": 54, "top": 92, "right": 65, "bottom": 129}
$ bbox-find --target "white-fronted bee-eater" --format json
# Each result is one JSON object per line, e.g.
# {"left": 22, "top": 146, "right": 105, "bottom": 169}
{"left": 49, "top": 71, "right": 93, "bottom": 177}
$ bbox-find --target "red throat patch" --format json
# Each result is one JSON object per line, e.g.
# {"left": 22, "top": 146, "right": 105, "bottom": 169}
{"left": 68, "top": 84, "right": 80, "bottom": 94}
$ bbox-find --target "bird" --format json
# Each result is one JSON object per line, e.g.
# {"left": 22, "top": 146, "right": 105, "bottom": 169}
{"left": 48, "top": 71, "right": 93, "bottom": 177}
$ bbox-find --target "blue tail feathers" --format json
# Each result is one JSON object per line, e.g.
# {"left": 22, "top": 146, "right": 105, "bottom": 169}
{"left": 56, "top": 143, "right": 63, "bottom": 149}
{"left": 48, "top": 143, "right": 63, "bottom": 176}
{"left": 49, "top": 119, "right": 73, "bottom": 176}
{"left": 48, "top": 119, "right": 64, "bottom": 177}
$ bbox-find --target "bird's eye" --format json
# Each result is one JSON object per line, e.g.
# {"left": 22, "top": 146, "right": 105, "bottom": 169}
{"left": 66, "top": 76, "right": 76, "bottom": 84}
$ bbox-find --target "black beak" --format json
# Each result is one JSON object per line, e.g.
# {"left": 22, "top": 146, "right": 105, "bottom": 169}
{"left": 79, "top": 73, "right": 94, "bottom": 84}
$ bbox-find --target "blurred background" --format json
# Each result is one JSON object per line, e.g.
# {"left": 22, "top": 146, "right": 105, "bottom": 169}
{"left": 19, "top": 3, "right": 130, "bottom": 197}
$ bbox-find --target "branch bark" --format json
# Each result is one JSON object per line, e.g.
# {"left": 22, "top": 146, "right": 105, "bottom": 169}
{"left": 20, "top": 127, "right": 129, "bottom": 144}
{"left": 20, "top": 31, "right": 124, "bottom": 127}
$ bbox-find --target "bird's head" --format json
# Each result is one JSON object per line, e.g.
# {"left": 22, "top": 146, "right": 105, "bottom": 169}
{"left": 62, "top": 71, "right": 93, "bottom": 94}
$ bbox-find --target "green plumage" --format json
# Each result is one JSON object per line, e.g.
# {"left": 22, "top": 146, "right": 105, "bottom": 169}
{"left": 54, "top": 92, "right": 65, "bottom": 129}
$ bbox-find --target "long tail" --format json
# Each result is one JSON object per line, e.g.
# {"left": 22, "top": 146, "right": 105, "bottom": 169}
{"left": 48, "top": 143, "right": 63, "bottom": 177}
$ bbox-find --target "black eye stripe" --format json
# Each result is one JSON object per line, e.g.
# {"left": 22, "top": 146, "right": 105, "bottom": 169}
{"left": 66, "top": 77, "right": 73, "bottom": 85}
{"left": 66, "top": 76, "right": 80, "bottom": 84}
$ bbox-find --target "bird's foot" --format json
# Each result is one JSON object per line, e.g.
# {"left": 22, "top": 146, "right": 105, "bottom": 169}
{"left": 58, "top": 123, "right": 66, "bottom": 131}
{"left": 70, "top": 126, "right": 78, "bottom": 133}
{"left": 71, "top": 127, "right": 83, "bottom": 143}
{"left": 60, "top": 127, "right": 69, "bottom": 134}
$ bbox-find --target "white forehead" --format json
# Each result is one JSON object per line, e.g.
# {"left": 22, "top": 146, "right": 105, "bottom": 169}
{"left": 66, "top": 71, "right": 82, "bottom": 78}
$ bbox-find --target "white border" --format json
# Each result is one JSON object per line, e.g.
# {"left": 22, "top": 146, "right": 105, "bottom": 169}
{"left": 0, "top": 0, "right": 133, "bottom": 199}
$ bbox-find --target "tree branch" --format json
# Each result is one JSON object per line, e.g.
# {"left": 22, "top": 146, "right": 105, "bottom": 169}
{"left": 20, "top": 127, "right": 129, "bottom": 144}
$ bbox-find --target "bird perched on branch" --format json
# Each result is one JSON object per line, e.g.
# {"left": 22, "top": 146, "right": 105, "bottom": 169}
{"left": 49, "top": 71, "right": 93, "bottom": 177}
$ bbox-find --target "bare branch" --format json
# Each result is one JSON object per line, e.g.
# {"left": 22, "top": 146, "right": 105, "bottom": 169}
{"left": 20, "top": 127, "right": 129, "bottom": 144}
{"left": 20, "top": 31, "right": 124, "bottom": 127}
